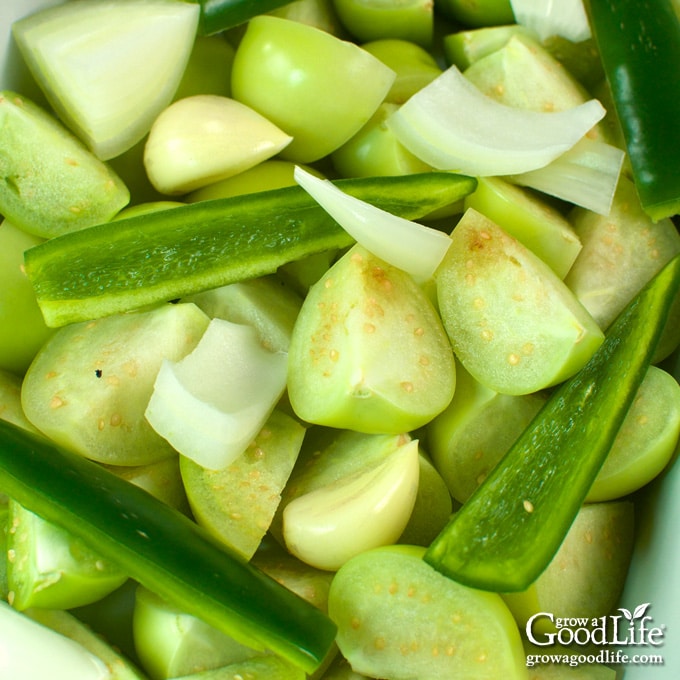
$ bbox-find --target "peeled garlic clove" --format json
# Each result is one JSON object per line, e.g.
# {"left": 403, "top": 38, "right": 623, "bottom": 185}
{"left": 144, "top": 94, "right": 292, "bottom": 195}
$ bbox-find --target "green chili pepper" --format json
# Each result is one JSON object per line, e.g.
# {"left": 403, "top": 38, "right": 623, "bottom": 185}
{"left": 197, "top": 0, "right": 304, "bottom": 34}
{"left": 584, "top": 0, "right": 680, "bottom": 221}
{"left": 0, "top": 420, "right": 336, "bottom": 673}
{"left": 424, "top": 253, "right": 680, "bottom": 592}
{"left": 24, "top": 173, "right": 476, "bottom": 328}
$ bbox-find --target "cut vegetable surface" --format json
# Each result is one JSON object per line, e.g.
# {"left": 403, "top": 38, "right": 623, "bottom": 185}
{"left": 12, "top": 0, "right": 200, "bottom": 160}
{"left": 21, "top": 303, "right": 210, "bottom": 466}
{"left": 0, "top": 418, "right": 337, "bottom": 674}
{"left": 436, "top": 208, "right": 603, "bottom": 395}
{"left": 180, "top": 409, "right": 304, "bottom": 559}
{"left": 508, "top": 137, "right": 624, "bottom": 216}
{"left": 24, "top": 173, "right": 476, "bottom": 328}
{"left": 387, "top": 64, "right": 605, "bottom": 176}
{"left": 0, "top": 92, "right": 129, "bottom": 239}
{"left": 328, "top": 545, "right": 528, "bottom": 679}
{"left": 288, "top": 244, "right": 456, "bottom": 433}
{"left": 145, "top": 318, "right": 288, "bottom": 470}
{"left": 425, "top": 252, "right": 680, "bottom": 591}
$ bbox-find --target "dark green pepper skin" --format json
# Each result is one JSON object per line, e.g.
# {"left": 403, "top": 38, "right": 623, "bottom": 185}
{"left": 425, "top": 253, "right": 680, "bottom": 592}
{"left": 0, "top": 421, "right": 336, "bottom": 674}
{"left": 24, "top": 173, "right": 476, "bottom": 328}
{"left": 197, "top": 0, "right": 294, "bottom": 34}
{"left": 584, "top": 0, "right": 680, "bottom": 220}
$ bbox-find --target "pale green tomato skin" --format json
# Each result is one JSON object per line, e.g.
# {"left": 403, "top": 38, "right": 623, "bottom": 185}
{"left": 268, "top": 0, "right": 346, "bottom": 35}
{"left": 230, "top": 15, "right": 396, "bottom": 163}
{"left": 0, "top": 369, "right": 38, "bottom": 434}
{"left": 443, "top": 24, "right": 531, "bottom": 70}
{"left": 133, "top": 585, "right": 262, "bottom": 679}
{"left": 185, "top": 160, "right": 324, "bottom": 203}
{"left": 427, "top": 359, "right": 546, "bottom": 503}
{"left": 436, "top": 0, "right": 515, "bottom": 27}
{"left": 361, "top": 38, "right": 442, "bottom": 104}
{"left": 0, "top": 220, "right": 54, "bottom": 376}
{"left": 333, "top": 0, "right": 434, "bottom": 48}
{"left": 103, "top": 457, "right": 190, "bottom": 515}
{"left": 397, "top": 451, "right": 453, "bottom": 546}
{"left": 586, "top": 366, "right": 680, "bottom": 502}
{"left": 502, "top": 502, "right": 635, "bottom": 632}
{"left": 114, "top": 201, "right": 185, "bottom": 220}
{"left": 6, "top": 500, "right": 127, "bottom": 611}
{"left": 173, "top": 34, "right": 234, "bottom": 101}
{"left": 331, "top": 102, "right": 432, "bottom": 177}
{"left": 184, "top": 275, "right": 303, "bottom": 354}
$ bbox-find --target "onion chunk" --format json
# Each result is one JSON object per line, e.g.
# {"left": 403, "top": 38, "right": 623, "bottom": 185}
{"left": 294, "top": 166, "right": 451, "bottom": 282}
{"left": 387, "top": 65, "right": 605, "bottom": 177}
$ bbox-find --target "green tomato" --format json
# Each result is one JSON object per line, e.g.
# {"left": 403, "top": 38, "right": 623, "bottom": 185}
{"left": 0, "top": 220, "right": 53, "bottom": 375}
{"left": 268, "top": 0, "right": 346, "bottom": 35}
{"left": 287, "top": 244, "right": 456, "bottom": 433}
{"left": 331, "top": 102, "right": 432, "bottom": 177}
{"left": 186, "top": 160, "right": 318, "bottom": 203}
{"left": 230, "top": 15, "right": 395, "bottom": 162}
{"left": 133, "top": 585, "right": 261, "bottom": 679}
{"left": 328, "top": 545, "right": 527, "bottom": 679}
{"left": 173, "top": 34, "right": 234, "bottom": 101}
{"left": 435, "top": 0, "right": 515, "bottom": 27}
{"left": 6, "top": 499, "right": 127, "bottom": 611}
{"left": 333, "top": 0, "right": 434, "bottom": 47}
{"left": 361, "top": 38, "right": 442, "bottom": 104}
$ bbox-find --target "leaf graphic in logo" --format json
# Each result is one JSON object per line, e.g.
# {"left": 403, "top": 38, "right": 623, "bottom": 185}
{"left": 633, "top": 603, "right": 651, "bottom": 620}
{"left": 618, "top": 607, "right": 633, "bottom": 620}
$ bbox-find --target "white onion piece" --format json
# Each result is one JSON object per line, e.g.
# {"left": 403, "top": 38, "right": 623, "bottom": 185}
{"left": 510, "top": 0, "right": 591, "bottom": 43}
{"left": 387, "top": 65, "right": 605, "bottom": 177}
{"left": 145, "top": 319, "right": 287, "bottom": 470}
{"left": 0, "top": 602, "right": 109, "bottom": 680}
{"left": 12, "top": 0, "right": 200, "bottom": 160}
{"left": 508, "top": 138, "right": 625, "bottom": 216}
{"left": 293, "top": 165, "right": 451, "bottom": 282}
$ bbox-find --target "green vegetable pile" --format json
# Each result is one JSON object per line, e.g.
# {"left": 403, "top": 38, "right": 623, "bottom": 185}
{"left": 1, "top": 1, "right": 679, "bottom": 679}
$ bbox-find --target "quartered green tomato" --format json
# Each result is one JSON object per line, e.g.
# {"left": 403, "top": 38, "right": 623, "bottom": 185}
{"left": 0, "top": 220, "right": 53, "bottom": 375}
